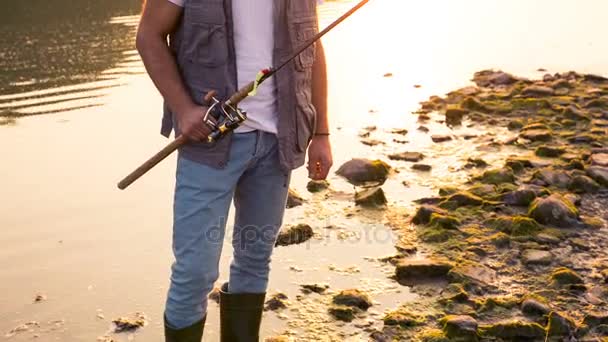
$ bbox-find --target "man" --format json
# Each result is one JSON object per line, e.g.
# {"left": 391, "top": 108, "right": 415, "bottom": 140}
{"left": 136, "top": 0, "right": 332, "bottom": 341}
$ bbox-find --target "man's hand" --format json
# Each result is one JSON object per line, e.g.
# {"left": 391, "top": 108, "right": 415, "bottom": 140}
{"left": 307, "top": 135, "right": 333, "bottom": 180}
{"left": 176, "top": 104, "right": 212, "bottom": 142}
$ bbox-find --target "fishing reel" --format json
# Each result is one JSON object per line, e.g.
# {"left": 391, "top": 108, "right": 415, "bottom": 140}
{"left": 203, "top": 97, "right": 247, "bottom": 143}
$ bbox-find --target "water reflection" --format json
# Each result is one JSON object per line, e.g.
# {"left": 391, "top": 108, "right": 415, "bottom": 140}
{"left": 0, "top": 0, "right": 143, "bottom": 118}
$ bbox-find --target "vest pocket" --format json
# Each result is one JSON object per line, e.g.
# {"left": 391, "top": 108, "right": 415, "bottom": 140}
{"left": 184, "top": 24, "right": 228, "bottom": 68}
{"left": 290, "top": 17, "right": 318, "bottom": 71}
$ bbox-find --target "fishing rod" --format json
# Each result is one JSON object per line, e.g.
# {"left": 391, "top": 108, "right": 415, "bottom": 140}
{"left": 118, "top": 0, "right": 372, "bottom": 190}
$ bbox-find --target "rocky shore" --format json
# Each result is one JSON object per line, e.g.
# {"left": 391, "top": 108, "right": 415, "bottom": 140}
{"left": 274, "top": 70, "right": 608, "bottom": 341}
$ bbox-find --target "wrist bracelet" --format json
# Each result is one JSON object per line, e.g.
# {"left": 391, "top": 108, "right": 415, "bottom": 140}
{"left": 314, "top": 132, "right": 330, "bottom": 136}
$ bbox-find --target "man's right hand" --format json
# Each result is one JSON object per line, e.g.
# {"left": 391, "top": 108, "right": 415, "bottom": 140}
{"left": 177, "top": 104, "right": 212, "bottom": 142}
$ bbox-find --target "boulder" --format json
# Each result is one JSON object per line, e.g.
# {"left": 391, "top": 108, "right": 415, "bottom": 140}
{"left": 478, "top": 168, "right": 516, "bottom": 185}
{"left": 546, "top": 312, "right": 575, "bottom": 337}
{"left": 472, "top": 70, "right": 518, "bottom": 87}
{"left": 306, "top": 180, "right": 329, "bottom": 193}
{"left": 479, "top": 320, "right": 546, "bottom": 339}
{"left": 388, "top": 151, "right": 424, "bottom": 162}
{"left": 442, "top": 315, "right": 478, "bottom": 340}
{"left": 286, "top": 188, "right": 305, "bottom": 208}
{"left": 413, "top": 164, "right": 433, "bottom": 172}
{"left": 590, "top": 153, "right": 608, "bottom": 167}
{"left": 429, "top": 213, "right": 461, "bottom": 230}
{"left": 444, "top": 191, "right": 484, "bottom": 206}
{"left": 521, "top": 85, "right": 555, "bottom": 97}
{"left": 464, "top": 158, "right": 489, "bottom": 169}
{"left": 275, "top": 224, "right": 314, "bottom": 246}
{"left": 448, "top": 263, "right": 497, "bottom": 287}
{"left": 532, "top": 168, "right": 572, "bottom": 188}
{"left": 432, "top": 135, "right": 453, "bottom": 143}
{"left": 568, "top": 175, "right": 600, "bottom": 193}
{"left": 300, "top": 283, "right": 330, "bottom": 294}
{"left": 332, "top": 289, "right": 372, "bottom": 310}
{"left": 550, "top": 267, "right": 584, "bottom": 286}
{"left": 445, "top": 106, "right": 469, "bottom": 125}
{"left": 521, "top": 249, "right": 553, "bottom": 266}
{"left": 412, "top": 205, "right": 448, "bottom": 225}
{"left": 521, "top": 298, "right": 550, "bottom": 317}
{"left": 383, "top": 309, "right": 424, "bottom": 328}
{"left": 563, "top": 105, "right": 590, "bottom": 121}
{"left": 264, "top": 293, "right": 290, "bottom": 311}
{"left": 328, "top": 305, "right": 356, "bottom": 322}
{"left": 520, "top": 129, "right": 552, "bottom": 142}
{"left": 586, "top": 166, "right": 608, "bottom": 186}
{"left": 535, "top": 145, "right": 566, "bottom": 158}
{"left": 528, "top": 195, "right": 578, "bottom": 228}
{"left": 501, "top": 189, "right": 537, "bottom": 206}
{"left": 336, "top": 158, "right": 391, "bottom": 186}
{"left": 395, "top": 259, "right": 453, "bottom": 285}
{"left": 355, "top": 187, "right": 387, "bottom": 208}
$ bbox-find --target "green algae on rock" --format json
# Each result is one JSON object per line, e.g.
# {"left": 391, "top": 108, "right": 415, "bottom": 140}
{"left": 355, "top": 186, "right": 387, "bottom": 208}
{"left": 332, "top": 289, "right": 372, "bottom": 310}
{"left": 476, "top": 168, "right": 516, "bottom": 185}
{"left": 441, "top": 315, "right": 478, "bottom": 341}
{"left": 275, "top": 224, "right": 314, "bottom": 247}
{"left": 486, "top": 216, "right": 541, "bottom": 237}
{"left": 546, "top": 311, "right": 576, "bottom": 337}
{"left": 306, "top": 180, "right": 330, "bottom": 193}
{"left": 328, "top": 305, "right": 357, "bottom": 322}
{"left": 336, "top": 158, "right": 392, "bottom": 187}
{"left": 528, "top": 194, "right": 579, "bottom": 228}
{"left": 550, "top": 267, "right": 584, "bottom": 286}
{"left": 479, "top": 320, "right": 546, "bottom": 339}
{"left": 429, "top": 213, "right": 461, "bottom": 230}
{"left": 383, "top": 308, "right": 425, "bottom": 328}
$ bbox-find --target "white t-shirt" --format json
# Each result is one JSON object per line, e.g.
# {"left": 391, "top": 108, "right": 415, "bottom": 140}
{"left": 168, "top": 0, "right": 278, "bottom": 134}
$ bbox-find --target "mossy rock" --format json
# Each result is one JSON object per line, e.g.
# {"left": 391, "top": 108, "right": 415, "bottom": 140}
{"left": 486, "top": 216, "right": 541, "bottom": 236}
{"left": 328, "top": 305, "right": 357, "bottom": 322}
{"left": 395, "top": 258, "right": 453, "bottom": 284}
{"left": 479, "top": 320, "right": 546, "bottom": 339}
{"left": 429, "top": 213, "right": 461, "bottom": 230}
{"left": 520, "top": 129, "right": 553, "bottom": 142}
{"left": 535, "top": 145, "right": 566, "bottom": 158}
{"left": 306, "top": 180, "right": 329, "bottom": 193}
{"left": 547, "top": 311, "right": 576, "bottom": 337}
{"left": 488, "top": 232, "right": 510, "bottom": 248}
{"left": 467, "top": 184, "right": 498, "bottom": 199}
{"left": 568, "top": 175, "right": 600, "bottom": 193}
{"left": 475, "top": 296, "right": 520, "bottom": 313}
{"left": 512, "top": 98, "right": 552, "bottom": 111}
{"left": 550, "top": 267, "right": 584, "bottom": 286}
{"left": 563, "top": 105, "right": 590, "bottom": 121}
{"left": 445, "top": 106, "right": 469, "bottom": 125}
{"left": 500, "top": 188, "right": 537, "bottom": 206}
{"left": 419, "top": 329, "right": 450, "bottom": 342}
{"left": 443, "top": 191, "right": 485, "bottom": 207}
{"left": 336, "top": 158, "right": 391, "bottom": 186}
{"left": 441, "top": 315, "right": 479, "bottom": 341}
{"left": 528, "top": 194, "right": 579, "bottom": 228}
{"left": 332, "top": 289, "right": 372, "bottom": 310}
{"left": 507, "top": 119, "right": 525, "bottom": 131}
{"left": 477, "top": 168, "right": 516, "bottom": 185}
{"left": 461, "top": 96, "right": 492, "bottom": 113}
{"left": 412, "top": 205, "right": 448, "bottom": 225}
{"left": 286, "top": 188, "right": 306, "bottom": 208}
{"left": 586, "top": 166, "right": 608, "bottom": 186}
{"left": 419, "top": 227, "right": 453, "bottom": 243}
{"left": 439, "top": 187, "right": 459, "bottom": 196}
{"left": 521, "top": 298, "right": 550, "bottom": 317}
{"left": 275, "top": 224, "right": 314, "bottom": 246}
{"left": 383, "top": 309, "right": 425, "bottom": 328}
{"left": 505, "top": 157, "right": 534, "bottom": 173}
{"left": 355, "top": 187, "right": 387, "bottom": 208}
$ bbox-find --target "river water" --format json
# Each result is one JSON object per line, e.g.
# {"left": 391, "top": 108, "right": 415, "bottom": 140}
{"left": 1, "top": 0, "right": 607, "bottom": 341}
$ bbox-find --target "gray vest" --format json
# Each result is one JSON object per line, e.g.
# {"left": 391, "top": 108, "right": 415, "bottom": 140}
{"left": 161, "top": 0, "right": 319, "bottom": 171}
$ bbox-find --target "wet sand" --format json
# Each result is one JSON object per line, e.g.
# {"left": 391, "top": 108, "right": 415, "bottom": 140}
{"left": 2, "top": 0, "right": 608, "bottom": 340}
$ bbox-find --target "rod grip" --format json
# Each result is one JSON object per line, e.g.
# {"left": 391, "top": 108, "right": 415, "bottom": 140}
{"left": 227, "top": 81, "right": 255, "bottom": 106}
{"left": 117, "top": 135, "right": 188, "bottom": 190}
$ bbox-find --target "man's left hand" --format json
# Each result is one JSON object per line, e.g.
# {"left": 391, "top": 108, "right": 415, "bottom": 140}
{"left": 307, "top": 135, "right": 333, "bottom": 180}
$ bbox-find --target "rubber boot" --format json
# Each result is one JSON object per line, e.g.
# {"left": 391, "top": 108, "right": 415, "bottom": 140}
{"left": 219, "top": 283, "right": 265, "bottom": 342}
{"left": 164, "top": 316, "right": 205, "bottom": 342}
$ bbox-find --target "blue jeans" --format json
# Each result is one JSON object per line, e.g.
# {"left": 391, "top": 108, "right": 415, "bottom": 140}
{"left": 165, "top": 131, "right": 291, "bottom": 329}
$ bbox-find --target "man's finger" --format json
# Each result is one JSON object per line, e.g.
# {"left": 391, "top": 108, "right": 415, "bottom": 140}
{"left": 203, "top": 90, "right": 217, "bottom": 105}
